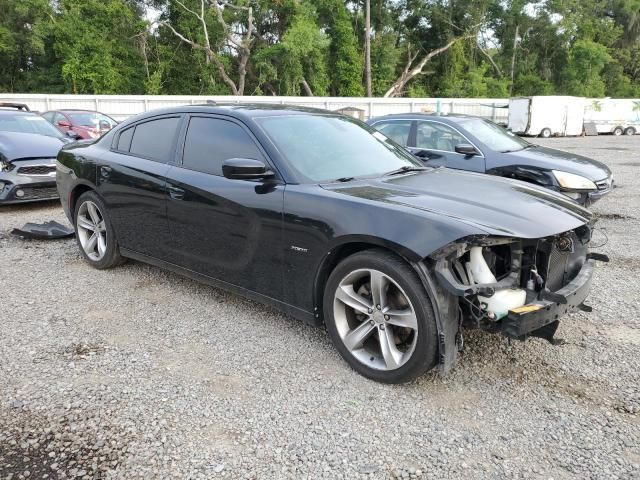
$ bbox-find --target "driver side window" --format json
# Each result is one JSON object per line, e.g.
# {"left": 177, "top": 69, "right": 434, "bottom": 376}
{"left": 416, "top": 121, "right": 466, "bottom": 153}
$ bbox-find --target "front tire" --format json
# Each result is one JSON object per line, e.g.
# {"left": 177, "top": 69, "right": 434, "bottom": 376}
{"left": 74, "top": 191, "right": 124, "bottom": 269}
{"left": 323, "top": 249, "right": 439, "bottom": 383}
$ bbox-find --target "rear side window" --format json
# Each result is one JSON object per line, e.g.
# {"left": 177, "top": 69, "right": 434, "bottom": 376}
{"left": 374, "top": 121, "right": 412, "bottom": 146}
{"left": 117, "top": 127, "right": 134, "bottom": 152}
{"left": 182, "top": 117, "right": 263, "bottom": 176}
{"left": 129, "top": 117, "right": 180, "bottom": 162}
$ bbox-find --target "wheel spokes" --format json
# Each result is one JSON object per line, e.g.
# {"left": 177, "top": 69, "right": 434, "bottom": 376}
{"left": 87, "top": 202, "right": 101, "bottom": 224}
{"left": 86, "top": 233, "right": 98, "bottom": 253}
{"left": 343, "top": 320, "right": 376, "bottom": 351}
{"left": 336, "top": 284, "right": 373, "bottom": 315}
{"left": 77, "top": 215, "right": 94, "bottom": 232}
{"left": 96, "top": 232, "right": 107, "bottom": 256}
{"left": 379, "top": 327, "right": 403, "bottom": 369}
{"left": 384, "top": 308, "right": 418, "bottom": 330}
{"left": 369, "top": 270, "right": 388, "bottom": 309}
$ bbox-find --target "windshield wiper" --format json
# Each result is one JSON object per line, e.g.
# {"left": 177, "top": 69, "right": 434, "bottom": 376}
{"left": 385, "top": 165, "right": 427, "bottom": 176}
{"left": 333, "top": 176, "right": 355, "bottom": 183}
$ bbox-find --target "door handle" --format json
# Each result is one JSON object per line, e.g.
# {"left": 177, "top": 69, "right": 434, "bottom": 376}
{"left": 168, "top": 186, "right": 185, "bottom": 200}
{"left": 100, "top": 166, "right": 112, "bottom": 177}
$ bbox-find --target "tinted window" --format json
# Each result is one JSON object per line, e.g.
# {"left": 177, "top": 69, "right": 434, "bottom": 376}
{"left": 129, "top": 117, "right": 180, "bottom": 162}
{"left": 117, "top": 127, "right": 134, "bottom": 152}
{"left": 374, "top": 121, "right": 412, "bottom": 146}
{"left": 416, "top": 121, "right": 467, "bottom": 152}
{"left": 456, "top": 118, "right": 528, "bottom": 152}
{"left": 54, "top": 113, "right": 68, "bottom": 125}
{"left": 182, "top": 117, "right": 262, "bottom": 176}
{"left": 256, "top": 115, "right": 421, "bottom": 182}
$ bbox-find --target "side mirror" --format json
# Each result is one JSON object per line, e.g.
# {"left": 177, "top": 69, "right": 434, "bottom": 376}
{"left": 454, "top": 143, "right": 479, "bottom": 156}
{"left": 222, "top": 158, "right": 274, "bottom": 180}
{"left": 98, "top": 120, "right": 111, "bottom": 130}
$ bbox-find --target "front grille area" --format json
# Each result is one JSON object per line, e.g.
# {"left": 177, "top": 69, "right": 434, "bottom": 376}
{"left": 537, "top": 234, "right": 588, "bottom": 292}
{"left": 17, "top": 186, "right": 59, "bottom": 200}
{"left": 596, "top": 177, "right": 612, "bottom": 190}
{"left": 17, "top": 165, "right": 56, "bottom": 175}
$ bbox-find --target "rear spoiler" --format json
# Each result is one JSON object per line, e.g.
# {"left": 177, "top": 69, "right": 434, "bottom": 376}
{"left": 0, "top": 102, "right": 30, "bottom": 111}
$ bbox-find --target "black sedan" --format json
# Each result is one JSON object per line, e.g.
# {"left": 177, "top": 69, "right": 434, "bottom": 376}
{"left": 57, "top": 104, "right": 605, "bottom": 383}
{"left": 367, "top": 114, "right": 613, "bottom": 205}
{"left": 0, "top": 103, "right": 70, "bottom": 204}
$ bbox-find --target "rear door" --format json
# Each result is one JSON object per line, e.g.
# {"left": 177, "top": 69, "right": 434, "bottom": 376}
{"left": 96, "top": 115, "right": 181, "bottom": 258}
{"left": 164, "top": 114, "right": 285, "bottom": 300}
{"left": 410, "top": 120, "right": 486, "bottom": 172}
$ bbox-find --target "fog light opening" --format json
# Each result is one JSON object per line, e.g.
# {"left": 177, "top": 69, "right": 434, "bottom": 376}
{"left": 15, "top": 189, "right": 25, "bottom": 198}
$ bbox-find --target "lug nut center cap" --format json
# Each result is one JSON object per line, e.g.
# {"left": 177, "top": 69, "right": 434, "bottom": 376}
{"left": 372, "top": 311, "right": 385, "bottom": 324}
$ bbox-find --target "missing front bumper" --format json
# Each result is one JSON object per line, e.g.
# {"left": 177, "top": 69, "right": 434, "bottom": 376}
{"left": 501, "top": 259, "right": 595, "bottom": 340}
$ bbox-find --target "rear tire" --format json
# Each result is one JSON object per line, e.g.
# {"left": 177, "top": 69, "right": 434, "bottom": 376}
{"left": 540, "top": 128, "right": 551, "bottom": 138}
{"left": 613, "top": 126, "right": 623, "bottom": 136}
{"left": 624, "top": 127, "right": 636, "bottom": 136}
{"left": 323, "top": 249, "right": 439, "bottom": 383}
{"left": 74, "top": 191, "right": 124, "bottom": 269}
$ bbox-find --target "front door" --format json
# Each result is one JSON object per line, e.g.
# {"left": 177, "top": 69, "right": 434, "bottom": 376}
{"left": 165, "top": 114, "right": 284, "bottom": 300}
{"left": 96, "top": 115, "right": 181, "bottom": 258}
{"left": 410, "top": 120, "right": 486, "bottom": 172}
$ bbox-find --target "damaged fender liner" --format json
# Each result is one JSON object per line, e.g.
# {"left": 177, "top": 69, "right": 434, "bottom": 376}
{"left": 501, "top": 259, "right": 595, "bottom": 339}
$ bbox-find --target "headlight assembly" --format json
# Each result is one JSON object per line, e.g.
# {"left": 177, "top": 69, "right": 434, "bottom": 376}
{"left": 552, "top": 170, "right": 597, "bottom": 190}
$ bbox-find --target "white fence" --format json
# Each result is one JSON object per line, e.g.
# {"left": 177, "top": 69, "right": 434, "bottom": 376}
{"left": 0, "top": 93, "right": 509, "bottom": 123}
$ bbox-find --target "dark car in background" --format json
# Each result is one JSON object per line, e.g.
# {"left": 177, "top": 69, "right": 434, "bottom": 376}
{"left": 0, "top": 103, "right": 69, "bottom": 204}
{"left": 56, "top": 104, "right": 605, "bottom": 383}
{"left": 42, "top": 109, "right": 118, "bottom": 140}
{"left": 367, "top": 114, "right": 613, "bottom": 205}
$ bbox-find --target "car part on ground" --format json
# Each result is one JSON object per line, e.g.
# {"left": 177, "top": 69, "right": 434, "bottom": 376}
{"left": 57, "top": 103, "right": 604, "bottom": 383}
{"left": 10, "top": 220, "right": 75, "bottom": 239}
{"left": 367, "top": 113, "right": 613, "bottom": 206}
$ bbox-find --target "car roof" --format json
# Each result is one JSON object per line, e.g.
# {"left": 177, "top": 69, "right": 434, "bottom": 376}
{"left": 368, "top": 113, "right": 481, "bottom": 124}
{"left": 122, "top": 103, "right": 345, "bottom": 124}
{"left": 0, "top": 109, "right": 36, "bottom": 116}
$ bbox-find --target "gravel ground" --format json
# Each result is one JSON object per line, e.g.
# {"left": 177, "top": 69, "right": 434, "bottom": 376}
{"left": 1, "top": 135, "right": 639, "bottom": 480}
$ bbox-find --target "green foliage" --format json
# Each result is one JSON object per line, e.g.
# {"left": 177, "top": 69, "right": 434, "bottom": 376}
{"left": 0, "top": 0, "right": 639, "bottom": 98}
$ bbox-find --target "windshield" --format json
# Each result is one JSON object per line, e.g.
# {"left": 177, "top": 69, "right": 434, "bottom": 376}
{"left": 68, "top": 112, "right": 116, "bottom": 129}
{"left": 256, "top": 114, "right": 422, "bottom": 182}
{"left": 457, "top": 118, "right": 529, "bottom": 152}
{"left": 0, "top": 113, "right": 65, "bottom": 139}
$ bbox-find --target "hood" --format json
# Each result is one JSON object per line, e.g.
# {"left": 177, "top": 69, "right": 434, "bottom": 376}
{"left": 0, "top": 131, "right": 65, "bottom": 161}
{"left": 322, "top": 168, "right": 592, "bottom": 239}
{"left": 503, "top": 145, "right": 611, "bottom": 181}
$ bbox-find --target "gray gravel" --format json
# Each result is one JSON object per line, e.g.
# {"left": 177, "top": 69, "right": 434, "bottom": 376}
{"left": 1, "top": 135, "right": 639, "bottom": 479}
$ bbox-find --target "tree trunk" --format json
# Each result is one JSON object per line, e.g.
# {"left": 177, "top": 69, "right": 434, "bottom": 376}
{"left": 365, "top": 0, "right": 372, "bottom": 97}
{"left": 383, "top": 37, "right": 465, "bottom": 98}
{"left": 301, "top": 78, "right": 314, "bottom": 96}
{"left": 509, "top": 24, "right": 519, "bottom": 96}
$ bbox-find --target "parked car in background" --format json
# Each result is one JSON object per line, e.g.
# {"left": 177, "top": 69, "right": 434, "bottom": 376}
{"left": 0, "top": 103, "right": 70, "bottom": 204}
{"left": 57, "top": 104, "right": 604, "bottom": 383}
{"left": 367, "top": 113, "right": 613, "bottom": 206}
{"left": 42, "top": 109, "right": 117, "bottom": 140}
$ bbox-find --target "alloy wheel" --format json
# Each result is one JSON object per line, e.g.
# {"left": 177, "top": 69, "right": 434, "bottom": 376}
{"left": 76, "top": 200, "right": 107, "bottom": 261}
{"left": 333, "top": 269, "right": 418, "bottom": 371}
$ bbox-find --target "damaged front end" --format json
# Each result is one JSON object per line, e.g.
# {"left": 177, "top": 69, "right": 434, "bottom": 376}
{"left": 432, "top": 224, "right": 608, "bottom": 345}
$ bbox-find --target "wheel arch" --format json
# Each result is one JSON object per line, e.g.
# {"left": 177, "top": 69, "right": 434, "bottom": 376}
{"left": 312, "top": 236, "right": 421, "bottom": 324}
{"left": 69, "top": 183, "right": 96, "bottom": 220}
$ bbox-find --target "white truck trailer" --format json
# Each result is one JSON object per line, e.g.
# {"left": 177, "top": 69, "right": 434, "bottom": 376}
{"left": 583, "top": 99, "right": 640, "bottom": 135}
{"left": 508, "top": 96, "right": 586, "bottom": 137}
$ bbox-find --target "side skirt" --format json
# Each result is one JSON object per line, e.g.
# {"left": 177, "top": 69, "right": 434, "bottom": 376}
{"left": 120, "top": 248, "right": 318, "bottom": 326}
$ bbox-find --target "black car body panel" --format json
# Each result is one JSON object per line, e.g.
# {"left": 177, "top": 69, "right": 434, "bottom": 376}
{"left": 367, "top": 114, "right": 613, "bottom": 205}
{"left": 0, "top": 131, "right": 65, "bottom": 204}
{"left": 57, "top": 104, "right": 600, "bottom": 370}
